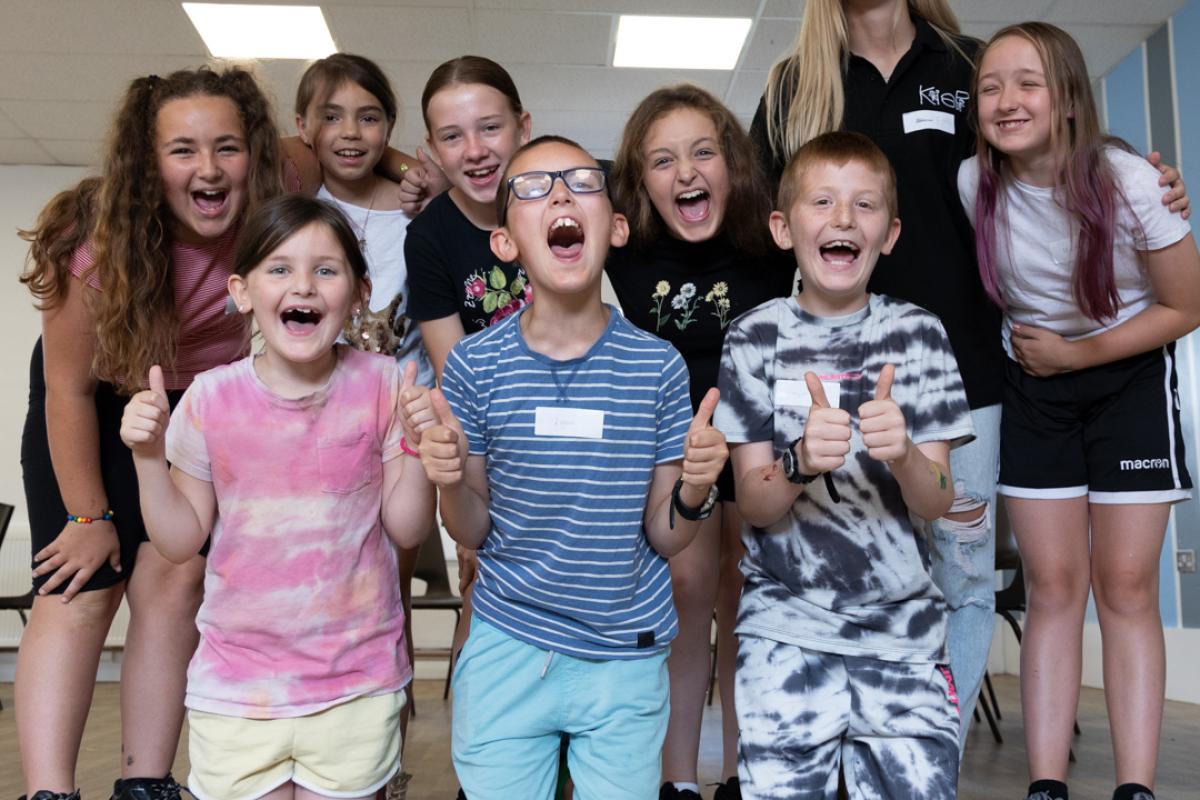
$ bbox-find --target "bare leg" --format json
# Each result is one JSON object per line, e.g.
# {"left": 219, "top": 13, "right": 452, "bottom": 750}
{"left": 16, "top": 586, "right": 123, "bottom": 795}
{"left": 661, "top": 509, "right": 722, "bottom": 785}
{"left": 396, "top": 539, "right": 422, "bottom": 745}
{"left": 1006, "top": 496, "right": 1091, "bottom": 782}
{"left": 120, "top": 542, "right": 204, "bottom": 778}
{"left": 714, "top": 501, "right": 744, "bottom": 782}
{"left": 1090, "top": 503, "right": 1171, "bottom": 789}
{"left": 295, "top": 784, "right": 373, "bottom": 800}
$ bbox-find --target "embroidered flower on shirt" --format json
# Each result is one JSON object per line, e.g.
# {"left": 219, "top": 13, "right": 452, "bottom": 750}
{"left": 463, "top": 266, "right": 532, "bottom": 328}
{"left": 650, "top": 280, "right": 672, "bottom": 331}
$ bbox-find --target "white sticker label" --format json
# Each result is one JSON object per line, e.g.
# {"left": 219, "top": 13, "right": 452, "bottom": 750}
{"left": 534, "top": 406, "right": 605, "bottom": 439}
{"left": 902, "top": 109, "right": 955, "bottom": 135}
{"left": 775, "top": 379, "right": 841, "bottom": 409}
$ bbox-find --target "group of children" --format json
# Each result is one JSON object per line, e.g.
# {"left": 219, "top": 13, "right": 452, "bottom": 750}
{"left": 15, "top": 5, "right": 1199, "bottom": 800}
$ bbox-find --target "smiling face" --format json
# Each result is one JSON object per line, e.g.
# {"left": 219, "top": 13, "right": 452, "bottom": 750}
{"left": 641, "top": 107, "right": 731, "bottom": 242}
{"left": 976, "top": 34, "right": 1056, "bottom": 183}
{"left": 425, "top": 83, "right": 531, "bottom": 223}
{"left": 771, "top": 158, "right": 900, "bottom": 316}
{"left": 491, "top": 141, "right": 628, "bottom": 301}
{"left": 156, "top": 94, "right": 250, "bottom": 245}
{"left": 229, "top": 221, "right": 367, "bottom": 380}
{"left": 298, "top": 79, "right": 391, "bottom": 192}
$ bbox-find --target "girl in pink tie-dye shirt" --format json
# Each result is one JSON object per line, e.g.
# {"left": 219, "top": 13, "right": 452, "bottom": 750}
{"left": 121, "top": 194, "right": 435, "bottom": 800}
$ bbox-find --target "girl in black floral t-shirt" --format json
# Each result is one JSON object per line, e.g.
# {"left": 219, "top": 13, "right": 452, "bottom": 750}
{"left": 608, "top": 85, "right": 794, "bottom": 800}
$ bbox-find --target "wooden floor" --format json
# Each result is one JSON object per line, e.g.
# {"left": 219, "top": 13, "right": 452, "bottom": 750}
{"left": 1, "top": 675, "right": 1198, "bottom": 799}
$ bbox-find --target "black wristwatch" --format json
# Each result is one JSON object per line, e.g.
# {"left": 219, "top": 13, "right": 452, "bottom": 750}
{"left": 781, "top": 436, "right": 820, "bottom": 485}
{"left": 669, "top": 477, "right": 719, "bottom": 528}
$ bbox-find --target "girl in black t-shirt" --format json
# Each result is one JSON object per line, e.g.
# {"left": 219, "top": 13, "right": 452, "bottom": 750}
{"left": 608, "top": 85, "right": 794, "bottom": 800}
{"left": 403, "top": 55, "right": 532, "bottom": 378}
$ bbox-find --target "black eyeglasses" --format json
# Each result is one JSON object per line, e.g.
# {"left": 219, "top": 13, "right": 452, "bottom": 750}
{"left": 501, "top": 167, "right": 607, "bottom": 223}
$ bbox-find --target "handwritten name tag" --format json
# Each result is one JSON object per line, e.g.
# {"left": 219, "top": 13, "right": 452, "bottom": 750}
{"left": 534, "top": 407, "right": 605, "bottom": 439}
{"left": 902, "top": 109, "right": 955, "bottom": 135}
{"left": 775, "top": 379, "right": 841, "bottom": 409}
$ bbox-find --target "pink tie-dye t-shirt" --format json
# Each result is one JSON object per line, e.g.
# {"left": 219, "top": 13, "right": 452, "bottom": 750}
{"left": 166, "top": 346, "right": 411, "bottom": 719}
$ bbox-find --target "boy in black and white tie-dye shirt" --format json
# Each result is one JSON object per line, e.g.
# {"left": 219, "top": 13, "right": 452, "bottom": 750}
{"left": 714, "top": 132, "right": 974, "bottom": 800}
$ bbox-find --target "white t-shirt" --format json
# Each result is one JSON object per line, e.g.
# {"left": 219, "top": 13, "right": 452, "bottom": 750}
{"left": 957, "top": 147, "right": 1192, "bottom": 357}
{"left": 318, "top": 186, "right": 433, "bottom": 386}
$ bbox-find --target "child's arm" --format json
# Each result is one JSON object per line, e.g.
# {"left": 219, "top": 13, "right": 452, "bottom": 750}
{"left": 1011, "top": 233, "right": 1200, "bottom": 376}
{"left": 644, "top": 389, "right": 728, "bottom": 557}
{"left": 120, "top": 366, "right": 215, "bottom": 563}
{"left": 279, "top": 135, "right": 421, "bottom": 196}
{"left": 418, "top": 389, "right": 492, "bottom": 548}
{"left": 730, "top": 374, "right": 851, "bottom": 528}
{"left": 858, "top": 365, "right": 954, "bottom": 521}
{"left": 382, "top": 362, "right": 437, "bottom": 549}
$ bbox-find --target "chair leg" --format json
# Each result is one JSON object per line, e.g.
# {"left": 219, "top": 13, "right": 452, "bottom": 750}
{"left": 706, "top": 630, "right": 718, "bottom": 707}
{"left": 984, "top": 672, "right": 1001, "bottom": 720}
{"left": 1000, "top": 610, "right": 1023, "bottom": 644}
{"left": 444, "top": 609, "right": 461, "bottom": 700}
{"left": 975, "top": 674, "right": 1003, "bottom": 744}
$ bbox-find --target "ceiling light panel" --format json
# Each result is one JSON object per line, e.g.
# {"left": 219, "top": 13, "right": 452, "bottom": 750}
{"left": 613, "top": 15, "right": 752, "bottom": 70}
{"left": 182, "top": 3, "right": 336, "bottom": 60}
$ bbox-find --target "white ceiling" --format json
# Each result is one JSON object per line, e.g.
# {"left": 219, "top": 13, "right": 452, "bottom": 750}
{"left": 0, "top": 0, "right": 1187, "bottom": 166}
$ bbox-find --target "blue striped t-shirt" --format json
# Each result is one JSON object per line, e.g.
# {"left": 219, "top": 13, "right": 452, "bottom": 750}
{"left": 440, "top": 305, "right": 692, "bottom": 659}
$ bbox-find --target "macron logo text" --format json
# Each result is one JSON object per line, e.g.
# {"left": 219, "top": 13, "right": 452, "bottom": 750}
{"left": 1120, "top": 458, "right": 1171, "bottom": 470}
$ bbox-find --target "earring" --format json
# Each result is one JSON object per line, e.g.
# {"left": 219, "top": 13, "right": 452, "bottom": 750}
{"left": 238, "top": 305, "right": 246, "bottom": 313}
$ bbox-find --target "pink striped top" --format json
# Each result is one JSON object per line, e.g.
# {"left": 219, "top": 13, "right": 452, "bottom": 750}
{"left": 69, "top": 228, "right": 249, "bottom": 390}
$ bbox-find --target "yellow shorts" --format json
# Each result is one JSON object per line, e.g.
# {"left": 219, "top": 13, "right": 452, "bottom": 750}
{"left": 187, "top": 690, "right": 405, "bottom": 800}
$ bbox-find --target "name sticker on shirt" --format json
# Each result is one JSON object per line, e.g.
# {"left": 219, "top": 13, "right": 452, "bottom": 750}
{"left": 902, "top": 109, "right": 955, "bottom": 135}
{"left": 534, "top": 407, "right": 605, "bottom": 439}
{"left": 775, "top": 379, "right": 841, "bottom": 409}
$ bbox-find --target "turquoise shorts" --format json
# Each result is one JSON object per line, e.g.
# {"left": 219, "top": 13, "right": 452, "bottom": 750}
{"left": 451, "top": 617, "right": 669, "bottom": 800}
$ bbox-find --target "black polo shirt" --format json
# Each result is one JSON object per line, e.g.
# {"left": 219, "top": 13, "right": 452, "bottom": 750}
{"left": 751, "top": 17, "right": 1003, "bottom": 410}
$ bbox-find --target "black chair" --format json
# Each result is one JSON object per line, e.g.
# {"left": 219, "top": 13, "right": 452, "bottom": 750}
{"left": 0, "top": 502, "right": 33, "bottom": 712}
{"left": 410, "top": 532, "right": 463, "bottom": 700}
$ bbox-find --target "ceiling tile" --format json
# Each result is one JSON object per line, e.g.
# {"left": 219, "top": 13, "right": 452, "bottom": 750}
{"left": 726, "top": 69, "right": 769, "bottom": 115}
{"left": 474, "top": 10, "right": 612, "bottom": 66}
{"left": 0, "top": 139, "right": 56, "bottom": 165}
{"left": 0, "top": 0, "right": 205, "bottom": 55}
{"left": 473, "top": 0, "right": 760, "bottom": 13}
{"left": 952, "top": 0, "right": 1055, "bottom": 23}
{"left": 1069, "top": 24, "right": 1159, "bottom": 77}
{"left": 0, "top": 100, "right": 113, "bottom": 141}
{"left": 739, "top": 19, "right": 799, "bottom": 71}
{"left": 1046, "top": 0, "right": 1186, "bottom": 25}
{"left": 38, "top": 139, "right": 104, "bottom": 167}
{"left": 0, "top": 109, "right": 26, "bottom": 138}
{"left": 0, "top": 53, "right": 202, "bottom": 103}
{"left": 325, "top": 6, "right": 470, "bottom": 61}
{"left": 761, "top": 0, "right": 806, "bottom": 19}
{"left": 510, "top": 64, "right": 730, "bottom": 111}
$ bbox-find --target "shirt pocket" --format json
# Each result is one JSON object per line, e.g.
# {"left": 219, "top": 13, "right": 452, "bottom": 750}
{"left": 317, "top": 431, "right": 378, "bottom": 494}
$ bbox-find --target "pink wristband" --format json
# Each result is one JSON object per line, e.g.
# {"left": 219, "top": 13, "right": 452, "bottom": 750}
{"left": 400, "top": 436, "right": 419, "bottom": 457}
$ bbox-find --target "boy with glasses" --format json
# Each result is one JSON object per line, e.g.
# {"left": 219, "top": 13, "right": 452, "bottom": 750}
{"left": 415, "top": 135, "right": 729, "bottom": 799}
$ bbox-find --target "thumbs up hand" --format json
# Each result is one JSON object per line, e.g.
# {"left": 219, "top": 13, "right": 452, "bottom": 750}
{"left": 858, "top": 364, "right": 909, "bottom": 463}
{"left": 797, "top": 372, "right": 852, "bottom": 475}
{"left": 120, "top": 365, "right": 171, "bottom": 458}
{"left": 418, "top": 389, "right": 468, "bottom": 487}
{"left": 396, "top": 360, "right": 434, "bottom": 445}
{"left": 681, "top": 388, "right": 728, "bottom": 498}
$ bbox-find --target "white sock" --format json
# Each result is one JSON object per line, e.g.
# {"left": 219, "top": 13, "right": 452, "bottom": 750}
{"left": 672, "top": 783, "right": 701, "bottom": 795}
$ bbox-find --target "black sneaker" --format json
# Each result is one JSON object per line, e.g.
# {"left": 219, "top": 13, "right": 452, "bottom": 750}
{"left": 20, "top": 792, "right": 81, "bottom": 800}
{"left": 713, "top": 776, "right": 742, "bottom": 800}
{"left": 659, "top": 783, "right": 701, "bottom": 800}
{"left": 109, "top": 775, "right": 186, "bottom": 800}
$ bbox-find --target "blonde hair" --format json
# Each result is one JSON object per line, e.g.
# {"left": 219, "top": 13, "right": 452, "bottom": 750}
{"left": 764, "top": 0, "right": 966, "bottom": 164}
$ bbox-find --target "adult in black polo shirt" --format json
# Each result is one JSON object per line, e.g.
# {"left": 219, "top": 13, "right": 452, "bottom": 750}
{"left": 749, "top": 0, "right": 999, "bottom": 754}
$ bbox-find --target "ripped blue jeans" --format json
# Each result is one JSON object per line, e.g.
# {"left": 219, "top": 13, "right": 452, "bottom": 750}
{"left": 928, "top": 403, "right": 1001, "bottom": 753}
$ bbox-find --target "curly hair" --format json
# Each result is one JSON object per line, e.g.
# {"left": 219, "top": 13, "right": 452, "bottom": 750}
{"left": 20, "top": 66, "right": 284, "bottom": 390}
{"left": 610, "top": 84, "right": 771, "bottom": 254}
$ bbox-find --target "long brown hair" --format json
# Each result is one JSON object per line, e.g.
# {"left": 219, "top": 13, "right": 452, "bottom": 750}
{"left": 764, "top": 0, "right": 967, "bottom": 164}
{"left": 611, "top": 84, "right": 771, "bottom": 254}
{"left": 19, "top": 66, "right": 283, "bottom": 390}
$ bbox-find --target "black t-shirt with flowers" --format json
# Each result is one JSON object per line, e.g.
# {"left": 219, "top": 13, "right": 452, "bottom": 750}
{"left": 405, "top": 191, "right": 532, "bottom": 334}
{"left": 606, "top": 234, "right": 796, "bottom": 411}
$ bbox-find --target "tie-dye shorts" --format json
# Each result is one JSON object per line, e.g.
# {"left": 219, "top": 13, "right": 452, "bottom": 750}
{"left": 735, "top": 635, "right": 959, "bottom": 800}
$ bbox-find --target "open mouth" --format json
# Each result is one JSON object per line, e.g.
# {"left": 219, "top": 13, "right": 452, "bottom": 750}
{"left": 465, "top": 165, "right": 499, "bottom": 185}
{"left": 675, "top": 188, "right": 710, "bottom": 223}
{"left": 996, "top": 119, "right": 1028, "bottom": 131}
{"left": 280, "top": 306, "right": 323, "bottom": 333}
{"left": 819, "top": 240, "right": 860, "bottom": 265}
{"left": 547, "top": 216, "right": 585, "bottom": 260}
{"left": 192, "top": 189, "right": 228, "bottom": 216}
{"left": 335, "top": 148, "right": 367, "bottom": 159}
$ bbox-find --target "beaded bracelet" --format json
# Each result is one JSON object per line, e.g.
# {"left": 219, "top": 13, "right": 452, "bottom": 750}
{"left": 67, "top": 509, "right": 114, "bottom": 525}
{"left": 399, "top": 436, "right": 420, "bottom": 457}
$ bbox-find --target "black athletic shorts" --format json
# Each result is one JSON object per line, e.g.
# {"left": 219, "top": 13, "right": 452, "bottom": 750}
{"left": 999, "top": 344, "right": 1192, "bottom": 504}
{"left": 21, "top": 337, "right": 194, "bottom": 594}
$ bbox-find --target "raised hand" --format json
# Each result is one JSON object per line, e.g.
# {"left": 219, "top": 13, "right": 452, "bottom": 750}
{"left": 418, "top": 389, "right": 468, "bottom": 487}
{"left": 681, "top": 388, "right": 728, "bottom": 494}
{"left": 797, "top": 372, "right": 851, "bottom": 475}
{"left": 120, "top": 365, "right": 170, "bottom": 459}
{"left": 858, "top": 364, "right": 909, "bottom": 463}
{"left": 397, "top": 147, "right": 450, "bottom": 218}
{"left": 397, "top": 360, "right": 434, "bottom": 445}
